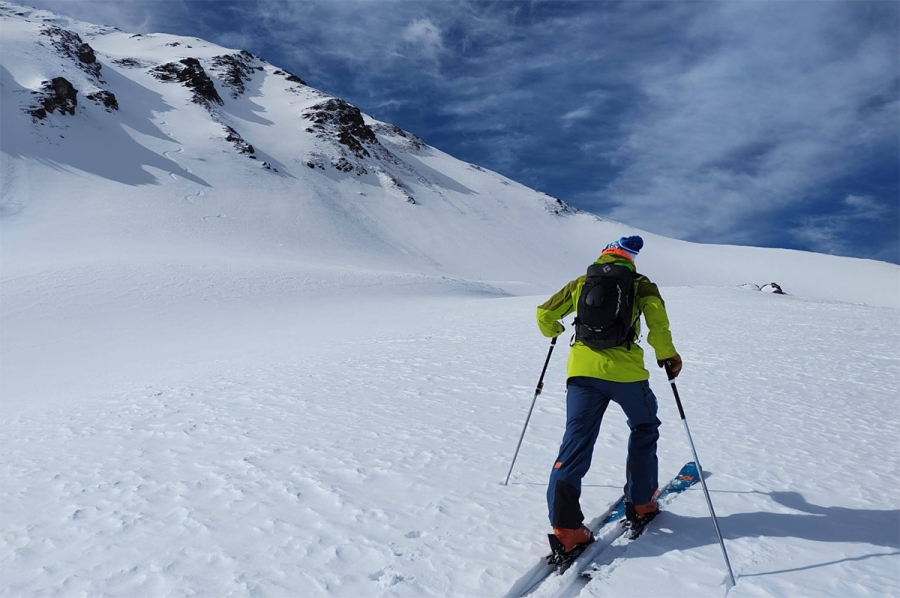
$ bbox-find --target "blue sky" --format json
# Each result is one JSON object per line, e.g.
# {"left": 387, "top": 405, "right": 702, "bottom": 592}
{"left": 28, "top": 0, "right": 900, "bottom": 263}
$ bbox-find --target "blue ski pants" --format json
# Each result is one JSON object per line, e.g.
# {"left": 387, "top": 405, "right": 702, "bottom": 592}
{"left": 547, "top": 376, "right": 661, "bottom": 528}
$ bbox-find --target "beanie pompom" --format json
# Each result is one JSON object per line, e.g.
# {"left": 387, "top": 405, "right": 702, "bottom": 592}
{"left": 602, "top": 235, "right": 644, "bottom": 261}
{"left": 620, "top": 236, "right": 643, "bottom": 253}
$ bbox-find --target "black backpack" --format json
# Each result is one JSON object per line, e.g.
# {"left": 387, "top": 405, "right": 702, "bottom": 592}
{"left": 574, "top": 262, "right": 637, "bottom": 351}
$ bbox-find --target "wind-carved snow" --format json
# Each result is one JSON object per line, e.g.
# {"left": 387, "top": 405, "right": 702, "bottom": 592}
{"left": 1, "top": 3, "right": 899, "bottom": 596}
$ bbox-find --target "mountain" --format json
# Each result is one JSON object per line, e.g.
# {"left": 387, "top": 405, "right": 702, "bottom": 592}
{"left": 1, "top": 1, "right": 897, "bottom": 307}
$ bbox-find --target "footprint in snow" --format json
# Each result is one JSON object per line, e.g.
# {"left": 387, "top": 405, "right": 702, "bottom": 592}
{"left": 369, "top": 567, "right": 408, "bottom": 587}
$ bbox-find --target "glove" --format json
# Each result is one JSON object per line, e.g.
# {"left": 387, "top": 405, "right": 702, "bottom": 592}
{"left": 550, "top": 322, "right": 565, "bottom": 338}
{"left": 658, "top": 353, "right": 682, "bottom": 378}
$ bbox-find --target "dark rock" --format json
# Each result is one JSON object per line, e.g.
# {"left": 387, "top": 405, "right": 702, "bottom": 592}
{"left": 210, "top": 51, "right": 258, "bottom": 98}
{"left": 27, "top": 77, "right": 78, "bottom": 119}
{"left": 304, "top": 98, "right": 378, "bottom": 159}
{"left": 113, "top": 57, "right": 143, "bottom": 68}
{"left": 40, "top": 26, "right": 102, "bottom": 82}
{"left": 761, "top": 282, "right": 786, "bottom": 295}
{"left": 87, "top": 90, "right": 118, "bottom": 111}
{"left": 76, "top": 43, "right": 96, "bottom": 65}
{"left": 333, "top": 158, "right": 355, "bottom": 172}
{"left": 165, "top": 42, "right": 181, "bottom": 47}
{"left": 223, "top": 125, "right": 255, "bottom": 155}
{"left": 151, "top": 58, "right": 223, "bottom": 108}
{"left": 273, "top": 69, "right": 306, "bottom": 85}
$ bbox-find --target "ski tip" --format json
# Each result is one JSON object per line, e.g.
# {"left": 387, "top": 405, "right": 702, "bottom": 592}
{"left": 678, "top": 461, "right": 700, "bottom": 481}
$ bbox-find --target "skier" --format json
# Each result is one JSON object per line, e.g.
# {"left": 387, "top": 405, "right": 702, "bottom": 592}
{"left": 536, "top": 235, "right": 682, "bottom": 564}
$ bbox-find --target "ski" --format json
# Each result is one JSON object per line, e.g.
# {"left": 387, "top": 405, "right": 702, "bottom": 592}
{"left": 504, "top": 462, "right": 700, "bottom": 598}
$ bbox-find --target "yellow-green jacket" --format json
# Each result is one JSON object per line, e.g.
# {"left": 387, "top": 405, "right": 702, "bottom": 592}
{"left": 536, "top": 254, "right": 677, "bottom": 382}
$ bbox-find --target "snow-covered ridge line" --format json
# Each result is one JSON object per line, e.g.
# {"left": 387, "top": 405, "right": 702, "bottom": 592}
{"left": 1, "top": 0, "right": 897, "bottom": 308}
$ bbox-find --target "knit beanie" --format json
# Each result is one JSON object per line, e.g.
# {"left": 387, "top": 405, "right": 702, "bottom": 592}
{"left": 601, "top": 235, "right": 643, "bottom": 262}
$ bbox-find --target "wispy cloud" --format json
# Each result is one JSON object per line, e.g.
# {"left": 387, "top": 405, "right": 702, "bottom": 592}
{"left": 402, "top": 18, "right": 443, "bottom": 58}
{"left": 843, "top": 194, "right": 889, "bottom": 219}
{"left": 790, "top": 193, "right": 898, "bottom": 260}
{"left": 601, "top": 2, "right": 899, "bottom": 249}
{"left": 561, "top": 107, "right": 591, "bottom": 124}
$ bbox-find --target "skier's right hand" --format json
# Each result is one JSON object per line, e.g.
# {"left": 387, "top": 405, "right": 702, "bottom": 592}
{"left": 658, "top": 353, "right": 682, "bottom": 378}
{"left": 550, "top": 322, "right": 565, "bottom": 337}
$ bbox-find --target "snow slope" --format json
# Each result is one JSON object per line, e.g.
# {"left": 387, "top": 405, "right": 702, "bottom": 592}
{"left": 2, "top": 289, "right": 898, "bottom": 597}
{"left": 1, "top": 3, "right": 899, "bottom": 597}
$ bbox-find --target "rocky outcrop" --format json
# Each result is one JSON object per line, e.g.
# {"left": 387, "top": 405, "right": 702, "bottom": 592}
{"left": 112, "top": 57, "right": 145, "bottom": 68}
{"left": 40, "top": 26, "right": 102, "bottom": 82}
{"left": 223, "top": 126, "right": 276, "bottom": 171}
{"left": 539, "top": 192, "right": 581, "bottom": 216}
{"left": 273, "top": 69, "right": 306, "bottom": 85}
{"left": 27, "top": 77, "right": 77, "bottom": 119}
{"left": 86, "top": 90, "right": 118, "bottom": 111}
{"left": 740, "top": 283, "right": 787, "bottom": 295}
{"left": 223, "top": 125, "right": 255, "bottom": 156}
{"left": 150, "top": 58, "right": 223, "bottom": 108}
{"left": 210, "top": 51, "right": 262, "bottom": 98}
{"left": 304, "top": 98, "right": 378, "bottom": 160}
{"left": 376, "top": 169, "right": 417, "bottom": 204}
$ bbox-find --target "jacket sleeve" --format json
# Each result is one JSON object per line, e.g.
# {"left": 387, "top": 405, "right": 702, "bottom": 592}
{"left": 636, "top": 277, "right": 678, "bottom": 360}
{"left": 536, "top": 278, "right": 580, "bottom": 337}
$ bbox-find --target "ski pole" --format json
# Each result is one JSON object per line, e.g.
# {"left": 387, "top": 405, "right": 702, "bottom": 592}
{"left": 504, "top": 336, "right": 557, "bottom": 486}
{"left": 664, "top": 362, "right": 736, "bottom": 587}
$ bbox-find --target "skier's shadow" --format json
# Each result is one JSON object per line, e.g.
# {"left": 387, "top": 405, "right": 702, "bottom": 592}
{"left": 610, "top": 489, "right": 900, "bottom": 577}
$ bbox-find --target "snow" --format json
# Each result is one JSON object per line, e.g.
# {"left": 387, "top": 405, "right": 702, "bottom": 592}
{"left": 2, "top": 288, "right": 898, "bottom": 597}
{"left": 1, "top": 2, "right": 899, "bottom": 597}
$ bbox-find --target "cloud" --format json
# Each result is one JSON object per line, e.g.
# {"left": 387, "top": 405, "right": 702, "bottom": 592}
{"left": 561, "top": 107, "right": 591, "bottom": 123}
{"left": 844, "top": 194, "right": 888, "bottom": 219}
{"left": 599, "top": 2, "right": 898, "bottom": 247}
{"left": 789, "top": 193, "right": 898, "bottom": 259}
{"left": 20, "top": 0, "right": 166, "bottom": 34}
{"left": 402, "top": 18, "right": 443, "bottom": 57}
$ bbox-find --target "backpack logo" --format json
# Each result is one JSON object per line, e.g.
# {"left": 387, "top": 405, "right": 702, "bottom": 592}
{"left": 574, "top": 263, "right": 637, "bottom": 351}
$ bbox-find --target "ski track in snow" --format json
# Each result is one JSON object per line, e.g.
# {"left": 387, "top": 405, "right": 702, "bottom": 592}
{"left": 2, "top": 287, "right": 898, "bottom": 597}
{"left": 163, "top": 144, "right": 209, "bottom": 210}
